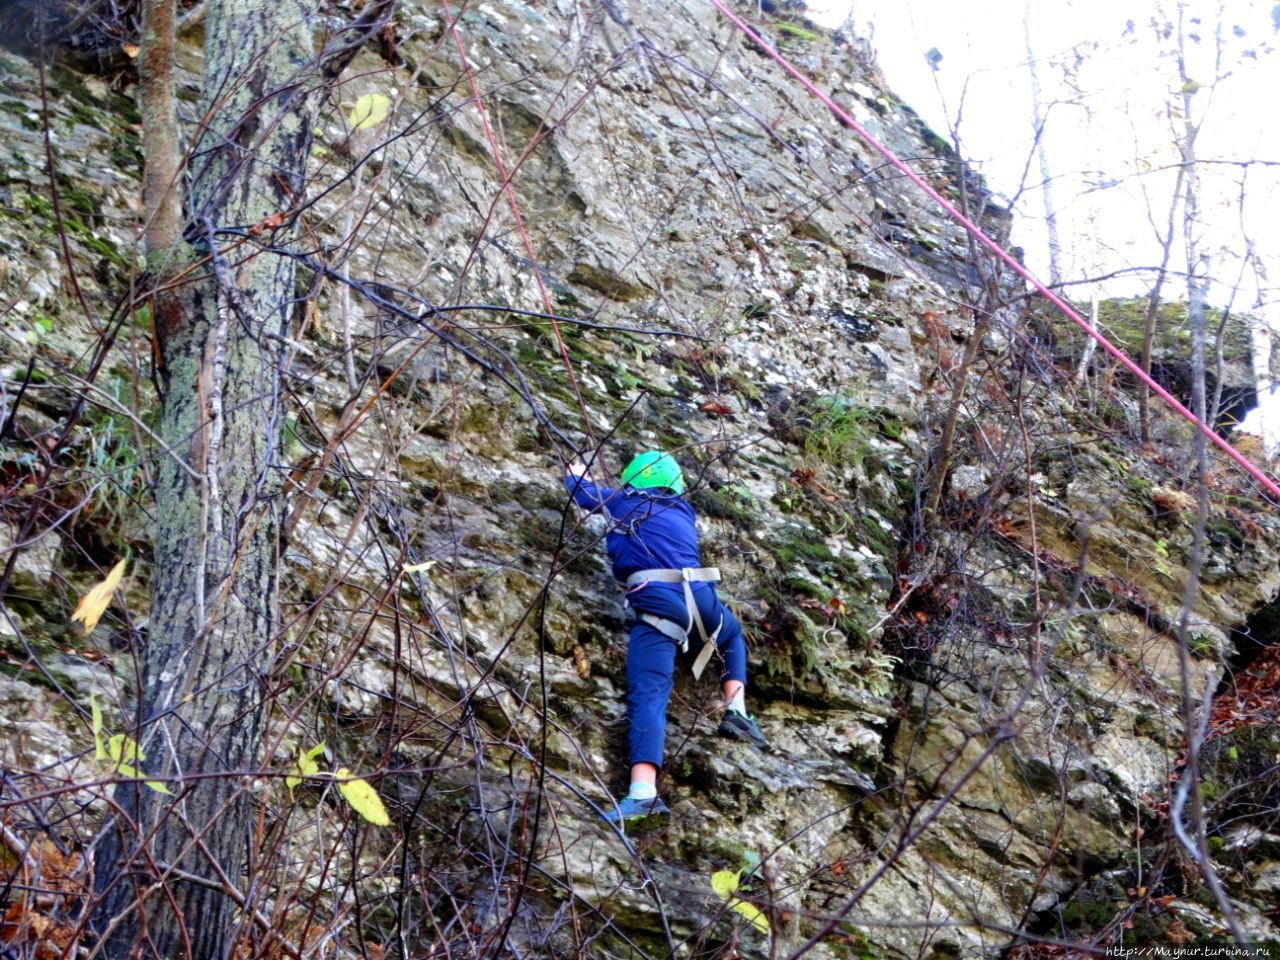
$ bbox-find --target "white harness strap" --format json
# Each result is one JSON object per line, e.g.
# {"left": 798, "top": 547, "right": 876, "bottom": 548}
{"left": 625, "top": 567, "right": 723, "bottom": 679}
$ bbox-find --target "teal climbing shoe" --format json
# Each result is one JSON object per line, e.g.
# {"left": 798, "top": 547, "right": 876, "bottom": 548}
{"left": 604, "top": 794, "right": 671, "bottom": 831}
{"left": 717, "top": 711, "right": 767, "bottom": 747}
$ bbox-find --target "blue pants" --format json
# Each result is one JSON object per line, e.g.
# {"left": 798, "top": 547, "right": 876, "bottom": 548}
{"left": 625, "top": 583, "right": 747, "bottom": 770}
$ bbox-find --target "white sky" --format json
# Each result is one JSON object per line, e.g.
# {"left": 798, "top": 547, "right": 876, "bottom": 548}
{"left": 805, "top": 0, "right": 1280, "bottom": 320}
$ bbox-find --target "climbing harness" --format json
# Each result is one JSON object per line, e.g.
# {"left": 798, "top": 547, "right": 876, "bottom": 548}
{"left": 625, "top": 567, "right": 723, "bottom": 679}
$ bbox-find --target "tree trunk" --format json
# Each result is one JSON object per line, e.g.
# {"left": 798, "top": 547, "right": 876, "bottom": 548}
{"left": 1137, "top": 165, "right": 1184, "bottom": 447}
{"left": 1248, "top": 300, "right": 1279, "bottom": 457}
{"left": 92, "top": 2, "right": 318, "bottom": 956}
{"left": 1074, "top": 289, "right": 1098, "bottom": 387}
{"left": 922, "top": 146, "right": 1007, "bottom": 522}
{"left": 1022, "top": 0, "right": 1061, "bottom": 288}
{"left": 137, "top": 0, "right": 183, "bottom": 267}
{"left": 1167, "top": 2, "right": 1246, "bottom": 941}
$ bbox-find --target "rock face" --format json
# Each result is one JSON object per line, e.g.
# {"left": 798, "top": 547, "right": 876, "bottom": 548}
{"left": 2, "top": 2, "right": 1279, "bottom": 956}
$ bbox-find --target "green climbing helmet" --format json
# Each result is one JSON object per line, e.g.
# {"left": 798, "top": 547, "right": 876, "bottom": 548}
{"left": 620, "top": 450, "right": 684, "bottom": 494}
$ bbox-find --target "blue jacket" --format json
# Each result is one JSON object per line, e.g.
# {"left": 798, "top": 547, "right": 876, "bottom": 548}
{"left": 565, "top": 476, "right": 710, "bottom": 593}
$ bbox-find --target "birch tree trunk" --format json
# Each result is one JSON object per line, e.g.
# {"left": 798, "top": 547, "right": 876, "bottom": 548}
{"left": 1022, "top": 0, "right": 1061, "bottom": 288}
{"left": 92, "top": 2, "right": 319, "bottom": 956}
{"left": 1137, "top": 168, "right": 1184, "bottom": 447}
{"left": 1168, "top": 1, "right": 1246, "bottom": 942}
{"left": 1074, "top": 289, "right": 1098, "bottom": 386}
{"left": 1248, "top": 306, "right": 1279, "bottom": 457}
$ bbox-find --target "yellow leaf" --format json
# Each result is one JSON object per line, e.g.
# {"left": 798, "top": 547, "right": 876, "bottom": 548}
{"left": 286, "top": 742, "right": 326, "bottom": 793}
{"left": 106, "top": 732, "right": 141, "bottom": 765}
{"left": 402, "top": 560, "right": 436, "bottom": 574}
{"left": 348, "top": 93, "right": 391, "bottom": 131}
{"left": 730, "top": 898, "right": 770, "bottom": 935}
{"left": 710, "top": 869, "right": 741, "bottom": 900}
{"left": 71, "top": 558, "right": 127, "bottom": 634}
{"left": 335, "top": 768, "right": 391, "bottom": 826}
{"left": 116, "top": 762, "right": 174, "bottom": 795}
{"left": 88, "top": 696, "right": 171, "bottom": 793}
{"left": 90, "top": 694, "right": 107, "bottom": 760}
{"left": 104, "top": 731, "right": 172, "bottom": 793}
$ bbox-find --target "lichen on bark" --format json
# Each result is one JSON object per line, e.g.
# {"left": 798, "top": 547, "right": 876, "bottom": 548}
{"left": 91, "top": 2, "right": 321, "bottom": 955}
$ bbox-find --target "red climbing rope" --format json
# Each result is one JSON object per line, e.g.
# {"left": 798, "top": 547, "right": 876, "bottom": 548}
{"left": 441, "top": 0, "right": 597, "bottom": 448}
{"left": 708, "top": 0, "right": 1280, "bottom": 503}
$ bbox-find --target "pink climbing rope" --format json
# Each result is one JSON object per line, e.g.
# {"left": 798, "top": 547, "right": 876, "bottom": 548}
{"left": 708, "top": 0, "right": 1280, "bottom": 503}
{"left": 440, "top": 0, "right": 597, "bottom": 446}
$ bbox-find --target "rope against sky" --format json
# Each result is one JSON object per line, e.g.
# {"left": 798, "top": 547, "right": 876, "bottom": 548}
{"left": 708, "top": 0, "right": 1280, "bottom": 505}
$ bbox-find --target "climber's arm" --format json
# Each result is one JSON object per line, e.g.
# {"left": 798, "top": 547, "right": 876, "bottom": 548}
{"left": 564, "top": 461, "right": 616, "bottom": 513}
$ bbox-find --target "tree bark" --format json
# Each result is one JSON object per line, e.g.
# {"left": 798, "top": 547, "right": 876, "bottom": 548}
{"left": 923, "top": 144, "right": 1007, "bottom": 522}
{"left": 138, "top": 0, "right": 184, "bottom": 267}
{"left": 1074, "top": 289, "right": 1099, "bottom": 387}
{"left": 1022, "top": 0, "right": 1061, "bottom": 288}
{"left": 92, "top": 2, "right": 318, "bottom": 956}
{"left": 1168, "top": 2, "right": 1247, "bottom": 942}
{"left": 1137, "top": 164, "right": 1185, "bottom": 447}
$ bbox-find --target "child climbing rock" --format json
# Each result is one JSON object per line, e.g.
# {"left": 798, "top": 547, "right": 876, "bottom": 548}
{"left": 564, "top": 450, "right": 766, "bottom": 830}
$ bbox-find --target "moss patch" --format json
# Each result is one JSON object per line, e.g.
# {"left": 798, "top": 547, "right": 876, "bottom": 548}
{"left": 565, "top": 263, "right": 652, "bottom": 302}
{"left": 775, "top": 21, "right": 825, "bottom": 42}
